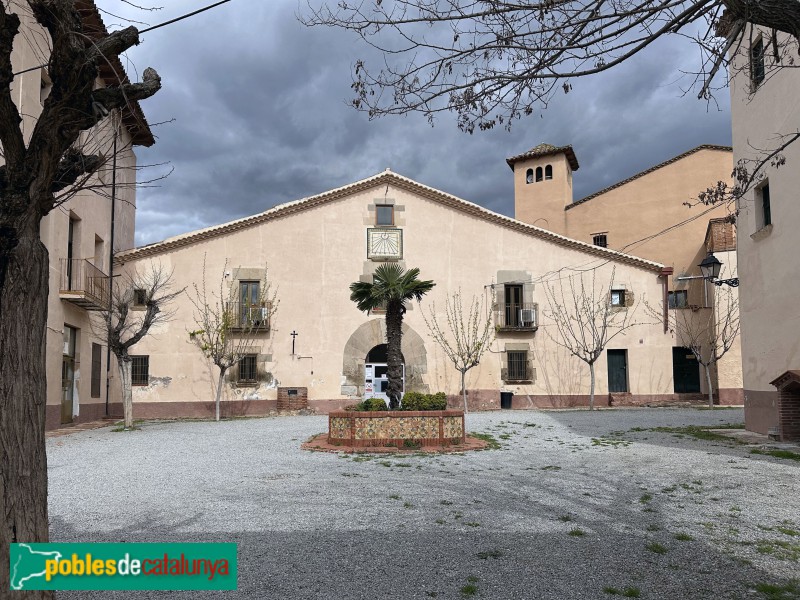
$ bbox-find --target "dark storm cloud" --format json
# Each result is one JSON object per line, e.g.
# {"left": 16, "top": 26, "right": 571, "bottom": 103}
{"left": 102, "top": 1, "right": 731, "bottom": 247}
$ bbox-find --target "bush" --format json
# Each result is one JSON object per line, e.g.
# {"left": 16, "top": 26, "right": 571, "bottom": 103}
{"left": 401, "top": 391, "right": 447, "bottom": 411}
{"left": 350, "top": 397, "right": 388, "bottom": 411}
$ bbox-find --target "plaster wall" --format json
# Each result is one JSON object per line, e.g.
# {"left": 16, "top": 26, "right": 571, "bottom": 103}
{"left": 121, "top": 180, "right": 677, "bottom": 414}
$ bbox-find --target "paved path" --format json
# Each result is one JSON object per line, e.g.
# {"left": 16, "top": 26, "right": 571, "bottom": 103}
{"left": 47, "top": 408, "right": 799, "bottom": 599}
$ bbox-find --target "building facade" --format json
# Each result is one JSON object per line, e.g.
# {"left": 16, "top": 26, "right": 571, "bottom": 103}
{"left": 730, "top": 27, "right": 800, "bottom": 439}
{"left": 114, "top": 165, "right": 729, "bottom": 419}
{"left": 507, "top": 143, "right": 743, "bottom": 404}
{"left": 7, "top": 0, "right": 154, "bottom": 429}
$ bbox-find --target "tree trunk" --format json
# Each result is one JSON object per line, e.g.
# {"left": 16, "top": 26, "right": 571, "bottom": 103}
{"left": 215, "top": 368, "right": 226, "bottom": 422}
{"left": 705, "top": 364, "right": 715, "bottom": 408}
{"left": 385, "top": 300, "right": 404, "bottom": 409}
{"left": 116, "top": 355, "right": 134, "bottom": 429}
{"left": 589, "top": 362, "right": 596, "bottom": 411}
{"left": 461, "top": 370, "right": 468, "bottom": 414}
{"left": 0, "top": 209, "right": 53, "bottom": 598}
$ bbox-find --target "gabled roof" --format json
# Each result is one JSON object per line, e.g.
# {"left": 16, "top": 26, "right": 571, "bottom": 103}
{"left": 75, "top": 1, "right": 155, "bottom": 146}
{"left": 566, "top": 145, "right": 732, "bottom": 210}
{"left": 506, "top": 143, "right": 580, "bottom": 171}
{"left": 116, "top": 170, "right": 664, "bottom": 273}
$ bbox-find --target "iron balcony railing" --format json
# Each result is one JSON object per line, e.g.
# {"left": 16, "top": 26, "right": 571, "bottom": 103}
{"left": 495, "top": 302, "right": 539, "bottom": 331}
{"left": 59, "top": 258, "right": 109, "bottom": 310}
{"left": 227, "top": 301, "right": 271, "bottom": 331}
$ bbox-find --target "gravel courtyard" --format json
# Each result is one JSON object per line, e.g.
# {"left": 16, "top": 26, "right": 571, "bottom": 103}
{"left": 48, "top": 408, "right": 799, "bottom": 599}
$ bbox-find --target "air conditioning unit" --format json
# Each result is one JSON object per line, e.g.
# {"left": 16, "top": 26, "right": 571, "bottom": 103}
{"left": 519, "top": 305, "right": 538, "bottom": 327}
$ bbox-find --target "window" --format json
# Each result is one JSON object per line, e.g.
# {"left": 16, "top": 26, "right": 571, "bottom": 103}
{"left": 239, "top": 281, "right": 265, "bottom": 328}
{"left": 238, "top": 355, "right": 258, "bottom": 384}
{"left": 535, "top": 167, "right": 543, "bottom": 182}
{"left": 526, "top": 168, "right": 534, "bottom": 184}
{"left": 131, "top": 356, "right": 149, "bottom": 386}
{"left": 91, "top": 343, "right": 102, "bottom": 398}
{"left": 610, "top": 289, "right": 626, "bottom": 307}
{"left": 750, "top": 37, "right": 765, "bottom": 87}
{"left": 592, "top": 233, "right": 608, "bottom": 248}
{"left": 668, "top": 290, "right": 688, "bottom": 309}
{"left": 544, "top": 165, "right": 553, "bottom": 180}
{"left": 757, "top": 182, "right": 771, "bottom": 229}
{"left": 507, "top": 351, "right": 528, "bottom": 381}
{"left": 133, "top": 288, "right": 147, "bottom": 306}
{"left": 376, "top": 205, "right": 394, "bottom": 226}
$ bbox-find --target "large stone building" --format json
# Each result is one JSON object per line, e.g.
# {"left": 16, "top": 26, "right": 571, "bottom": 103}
{"left": 729, "top": 26, "right": 800, "bottom": 439}
{"left": 7, "top": 0, "right": 154, "bottom": 429}
{"left": 111, "top": 144, "right": 742, "bottom": 419}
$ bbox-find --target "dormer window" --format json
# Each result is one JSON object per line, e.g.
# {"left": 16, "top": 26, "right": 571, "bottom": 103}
{"left": 376, "top": 204, "right": 394, "bottom": 226}
{"left": 545, "top": 165, "right": 553, "bottom": 180}
{"left": 535, "top": 167, "right": 543, "bottom": 182}
{"left": 526, "top": 168, "right": 534, "bottom": 184}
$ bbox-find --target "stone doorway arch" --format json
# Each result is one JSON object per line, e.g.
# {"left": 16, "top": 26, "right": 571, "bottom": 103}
{"left": 340, "top": 319, "right": 428, "bottom": 398}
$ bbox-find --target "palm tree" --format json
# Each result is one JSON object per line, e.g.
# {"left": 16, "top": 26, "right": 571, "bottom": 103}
{"left": 350, "top": 265, "right": 435, "bottom": 408}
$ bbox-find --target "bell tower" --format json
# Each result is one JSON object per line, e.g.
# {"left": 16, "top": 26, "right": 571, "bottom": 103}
{"left": 507, "top": 143, "right": 579, "bottom": 236}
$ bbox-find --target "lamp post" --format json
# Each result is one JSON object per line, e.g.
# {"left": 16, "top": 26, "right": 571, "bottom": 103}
{"left": 677, "top": 253, "right": 739, "bottom": 288}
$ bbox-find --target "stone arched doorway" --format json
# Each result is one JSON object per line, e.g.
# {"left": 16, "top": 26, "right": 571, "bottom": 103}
{"left": 340, "top": 319, "right": 428, "bottom": 398}
{"left": 364, "top": 344, "right": 405, "bottom": 402}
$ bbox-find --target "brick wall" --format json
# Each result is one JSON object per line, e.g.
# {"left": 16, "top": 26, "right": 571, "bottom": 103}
{"left": 778, "top": 386, "right": 800, "bottom": 441}
{"left": 277, "top": 387, "right": 308, "bottom": 411}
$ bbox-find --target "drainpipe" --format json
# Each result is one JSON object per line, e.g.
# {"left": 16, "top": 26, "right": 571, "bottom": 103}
{"left": 105, "top": 125, "right": 118, "bottom": 417}
{"left": 659, "top": 267, "right": 673, "bottom": 333}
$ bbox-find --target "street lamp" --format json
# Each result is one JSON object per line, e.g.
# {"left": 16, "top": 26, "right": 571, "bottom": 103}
{"left": 677, "top": 253, "right": 739, "bottom": 287}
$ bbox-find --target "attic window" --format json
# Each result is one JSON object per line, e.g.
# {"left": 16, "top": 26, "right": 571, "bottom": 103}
{"left": 592, "top": 233, "right": 608, "bottom": 248}
{"left": 535, "top": 167, "right": 543, "bottom": 182}
{"left": 545, "top": 165, "right": 553, "bottom": 180}
{"left": 376, "top": 205, "right": 394, "bottom": 226}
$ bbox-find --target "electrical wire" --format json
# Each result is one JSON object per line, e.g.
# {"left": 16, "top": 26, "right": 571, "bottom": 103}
{"left": 11, "top": 0, "right": 236, "bottom": 78}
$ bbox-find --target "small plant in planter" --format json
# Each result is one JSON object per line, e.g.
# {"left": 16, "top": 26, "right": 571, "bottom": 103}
{"left": 349, "top": 398, "right": 388, "bottom": 411}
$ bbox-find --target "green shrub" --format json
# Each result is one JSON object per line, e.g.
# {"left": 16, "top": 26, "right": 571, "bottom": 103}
{"left": 401, "top": 391, "right": 448, "bottom": 411}
{"left": 351, "top": 398, "right": 388, "bottom": 411}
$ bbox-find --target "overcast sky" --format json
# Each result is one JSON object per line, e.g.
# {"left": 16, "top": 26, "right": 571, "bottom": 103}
{"left": 99, "top": 1, "right": 733, "bottom": 247}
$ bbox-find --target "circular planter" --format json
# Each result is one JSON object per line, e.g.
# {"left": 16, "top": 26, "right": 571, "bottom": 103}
{"left": 328, "top": 410, "right": 465, "bottom": 448}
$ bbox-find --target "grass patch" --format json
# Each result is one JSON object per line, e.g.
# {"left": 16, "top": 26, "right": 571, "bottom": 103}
{"left": 389, "top": 494, "right": 401, "bottom": 500}
{"left": 592, "top": 438, "right": 632, "bottom": 448}
{"left": 568, "top": 528, "right": 586, "bottom": 537}
{"left": 641, "top": 425, "right": 743, "bottom": 443}
{"left": 440, "top": 500, "right": 454, "bottom": 506}
{"left": 646, "top": 542, "right": 668, "bottom": 554}
{"left": 541, "top": 465, "right": 562, "bottom": 471}
{"left": 460, "top": 584, "right": 477, "bottom": 597}
{"left": 756, "top": 540, "right": 800, "bottom": 561}
{"left": 475, "top": 550, "right": 503, "bottom": 560}
{"left": 603, "top": 587, "right": 621, "bottom": 595}
{"left": 751, "top": 449, "right": 800, "bottom": 462}
{"left": 777, "top": 527, "right": 799, "bottom": 537}
{"left": 674, "top": 532, "right": 695, "bottom": 541}
{"left": 646, "top": 524, "right": 661, "bottom": 532}
{"left": 466, "top": 522, "right": 481, "bottom": 528}
{"left": 471, "top": 432, "right": 502, "bottom": 450}
{"left": 403, "top": 502, "right": 414, "bottom": 509}
{"left": 559, "top": 515, "right": 574, "bottom": 522}
{"left": 435, "top": 519, "right": 445, "bottom": 525}
{"left": 754, "top": 581, "right": 800, "bottom": 599}
{"left": 640, "top": 493, "right": 653, "bottom": 504}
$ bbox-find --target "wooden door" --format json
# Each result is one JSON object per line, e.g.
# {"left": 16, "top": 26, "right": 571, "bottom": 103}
{"left": 672, "top": 347, "right": 701, "bottom": 393}
{"left": 607, "top": 349, "right": 628, "bottom": 393}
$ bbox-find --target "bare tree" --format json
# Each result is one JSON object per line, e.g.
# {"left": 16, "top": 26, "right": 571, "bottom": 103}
{"left": 0, "top": 1, "right": 160, "bottom": 590}
{"left": 188, "top": 258, "right": 278, "bottom": 421}
{"left": 667, "top": 286, "right": 740, "bottom": 406}
{"left": 542, "top": 269, "right": 643, "bottom": 410}
{"left": 302, "top": 1, "right": 798, "bottom": 133}
{"left": 422, "top": 290, "right": 494, "bottom": 413}
{"left": 99, "top": 265, "right": 183, "bottom": 430}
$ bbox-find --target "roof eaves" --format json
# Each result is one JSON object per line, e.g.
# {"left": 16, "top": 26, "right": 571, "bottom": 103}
{"left": 116, "top": 171, "right": 664, "bottom": 273}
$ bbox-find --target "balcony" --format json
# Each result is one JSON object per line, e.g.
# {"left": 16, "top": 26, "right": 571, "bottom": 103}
{"left": 228, "top": 302, "right": 271, "bottom": 332}
{"left": 495, "top": 302, "right": 538, "bottom": 332}
{"left": 59, "top": 259, "right": 109, "bottom": 311}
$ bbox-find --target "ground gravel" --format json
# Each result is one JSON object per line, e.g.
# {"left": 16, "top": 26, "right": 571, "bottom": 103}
{"left": 47, "top": 408, "right": 800, "bottom": 599}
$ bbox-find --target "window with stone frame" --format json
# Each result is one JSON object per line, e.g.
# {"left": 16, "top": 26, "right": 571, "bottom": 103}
{"left": 506, "top": 351, "right": 529, "bottom": 381}
{"left": 376, "top": 204, "right": 394, "bottom": 226}
{"left": 238, "top": 354, "right": 258, "bottom": 384}
{"left": 610, "top": 289, "right": 626, "bottom": 307}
